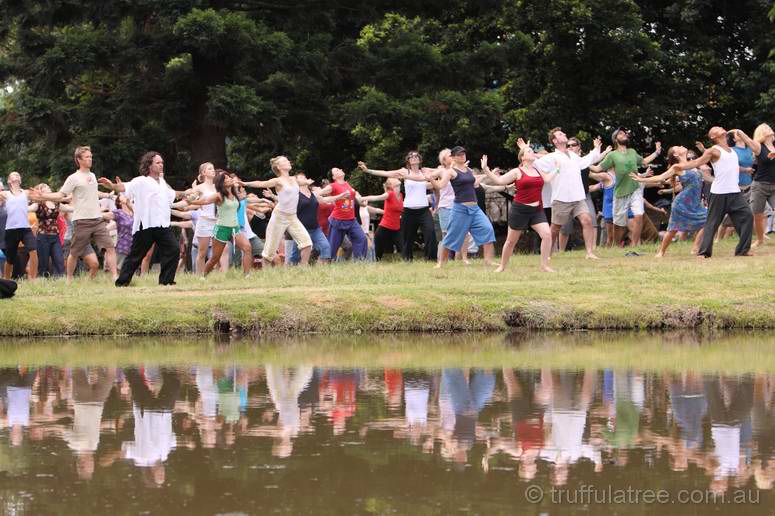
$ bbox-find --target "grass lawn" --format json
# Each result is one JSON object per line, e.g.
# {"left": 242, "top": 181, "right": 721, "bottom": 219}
{"left": 1, "top": 238, "right": 774, "bottom": 336}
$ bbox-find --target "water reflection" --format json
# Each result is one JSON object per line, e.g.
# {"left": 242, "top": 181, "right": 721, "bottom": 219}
{"left": 1, "top": 361, "right": 774, "bottom": 513}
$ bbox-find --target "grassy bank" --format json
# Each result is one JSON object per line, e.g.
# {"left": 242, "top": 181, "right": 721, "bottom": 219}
{"left": 2, "top": 239, "right": 775, "bottom": 336}
{"left": 2, "top": 332, "right": 775, "bottom": 373}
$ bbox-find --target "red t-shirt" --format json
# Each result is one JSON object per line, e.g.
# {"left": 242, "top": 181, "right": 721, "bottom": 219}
{"left": 513, "top": 169, "right": 544, "bottom": 207}
{"left": 317, "top": 202, "right": 333, "bottom": 236}
{"left": 379, "top": 191, "right": 403, "bottom": 231}
{"left": 330, "top": 181, "right": 357, "bottom": 221}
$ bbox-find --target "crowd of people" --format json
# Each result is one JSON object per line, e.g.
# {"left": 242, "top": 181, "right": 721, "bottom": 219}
{"left": 1, "top": 362, "right": 774, "bottom": 494}
{"left": 1, "top": 123, "right": 775, "bottom": 287}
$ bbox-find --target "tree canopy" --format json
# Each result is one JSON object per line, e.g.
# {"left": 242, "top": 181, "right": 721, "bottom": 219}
{"left": 0, "top": 0, "right": 773, "bottom": 190}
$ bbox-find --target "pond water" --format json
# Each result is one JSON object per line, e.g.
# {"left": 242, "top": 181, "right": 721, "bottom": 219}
{"left": 1, "top": 333, "right": 774, "bottom": 515}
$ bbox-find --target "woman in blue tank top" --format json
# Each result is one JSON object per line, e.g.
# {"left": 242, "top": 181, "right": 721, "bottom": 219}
{"left": 428, "top": 146, "right": 495, "bottom": 268}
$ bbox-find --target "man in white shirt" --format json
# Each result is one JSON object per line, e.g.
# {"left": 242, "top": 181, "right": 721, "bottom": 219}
{"left": 99, "top": 152, "right": 181, "bottom": 286}
{"left": 32, "top": 146, "right": 118, "bottom": 282}
{"left": 526, "top": 128, "right": 604, "bottom": 259}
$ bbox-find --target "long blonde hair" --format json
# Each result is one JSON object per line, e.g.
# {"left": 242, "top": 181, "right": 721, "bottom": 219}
{"left": 753, "top": 123, "right": 774, "bottom": 144}
{"left": 197, "top": 162, "right": 213, "bottom": 183}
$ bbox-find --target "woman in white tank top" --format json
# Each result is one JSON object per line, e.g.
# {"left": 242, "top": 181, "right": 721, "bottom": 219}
{"left": 187, "top": 163, "right": 226, "bottom": 274}
{"left": 1, "top": 171, "right": 39, "bottom": 279}
{"left": 358, "top": 150, "right": 438, "bottom": 261}
{"left": 241, "top": 156, "right": 344, "bottom": 267}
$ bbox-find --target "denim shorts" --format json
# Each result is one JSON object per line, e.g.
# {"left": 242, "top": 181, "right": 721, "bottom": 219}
{"left": 441, "top": 203, "right": 495, "bottom": 252}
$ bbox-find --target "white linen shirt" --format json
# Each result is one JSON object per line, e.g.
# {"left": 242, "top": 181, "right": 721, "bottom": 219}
{"left": 124, "top": 176, "right": 176, "bottom": 234}
{"left": 534, "top": 148, "right": 601, "bottom": 203}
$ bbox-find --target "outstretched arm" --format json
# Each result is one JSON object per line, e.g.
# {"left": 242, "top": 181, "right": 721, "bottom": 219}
{"left": 97, "top": 177, "right": 127, "bottom": 193}
{"left": 429, "top": 167, "right": 454, "bottom": 190}
{"left": 360, "top": 192, "right": 389, "bottom": 203}
{"left": 241, "top": 177, "right": 277, "bottom": 189}
{"left": 677, "top": 147, "right": 717, "bottom": 171}
{"left": 481, "top": 155, "right": 519, "bottom": 185}
{"left": 732, "top": 129, "right": 761, "bottom": 156}
{"left": 630, "top": 166, "right": 679, "bottom": 185}
{"left": 357, "top": 162, "right": 405, "bottom": 179}
{"left": 186, "top": 193, "right": 221, "bottom": 206}
{"left": 641, "top": 142, "right": 663, "bottom": 166}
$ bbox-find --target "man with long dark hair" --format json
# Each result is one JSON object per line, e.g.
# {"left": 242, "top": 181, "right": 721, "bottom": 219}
{"left": 99, "top": 152, "right": 181, "bottom": 286}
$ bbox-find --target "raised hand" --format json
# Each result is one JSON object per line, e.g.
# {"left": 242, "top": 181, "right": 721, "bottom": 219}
{"left": 604, "top": 145, "right": 613, "bottom": 153}
{"left": 655, "top": 141, "right": 662, "bottom": 154}
{"left": 695, "top": 141, "right": 706, "bottom": 153}
{"left": 593, "top": 136, "right": 603, "bottom": 149}
{"left": 481, "top": 155, "right": 489, "bottom": 170}
{"left": 97, "top": 177, "right": 114, "bottom": 190}
{"left": 357, "top": 161, "right": 368, "bottom": 171}
{"left": 516, "top": 138, "right": 529, "bottom": 150}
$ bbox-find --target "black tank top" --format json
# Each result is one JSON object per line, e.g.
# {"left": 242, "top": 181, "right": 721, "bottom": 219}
{"left": 450, "top": 167, "right": 477, "bottom": 203}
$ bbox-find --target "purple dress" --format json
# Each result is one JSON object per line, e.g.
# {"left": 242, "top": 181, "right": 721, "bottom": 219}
{"left": 112, "top": 209, "right": 134, "bottom": 255}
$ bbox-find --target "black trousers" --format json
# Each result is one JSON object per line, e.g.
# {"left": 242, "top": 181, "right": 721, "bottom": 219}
{"left": 116, "top": 225, "right": 179, "bottom": 286}
{"left": 374, "top": 226, "right": 403, "bottom": 260}
{"left": 401, "top": 207, "right": 437, "bottom": 261}
{"left": 698, "top": 192, "right": 753, "bottom": 257}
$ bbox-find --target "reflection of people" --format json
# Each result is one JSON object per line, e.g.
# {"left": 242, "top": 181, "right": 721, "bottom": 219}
{"left": 440, "top": 369, "right": 494, "bottom": 464}
{"left": 705, "top": 375, "right": 754, "bottom": 493}
{"left": 0, "top": 367, "right": 37, "bottom": 447}
{"left": 539, "top": 370, "right": 599, "bottom": 486}
{"left": 63, "top": 367, "right": 116, "bottom": 480}
{"left": 122, "top": 367, "right": 180, "bottom": 487}
{"left": 504, "top": 369, "right": 544, "bottom": 480}
{"left": 266, "top": 365, "right": 313, "bottom": 458}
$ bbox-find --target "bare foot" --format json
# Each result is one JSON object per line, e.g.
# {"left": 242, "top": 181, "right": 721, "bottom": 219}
{"left": 690, "top": 248, "right": 699, "bottom": 255}
{"left": 585, "top": 253, "right": 600, "bottom": 260}
{"left": 740, "top": 252, "right": 755, "bottom": 257}
{"left": 463, "top": 259, "right": 471, "bottom": 265}
{"left": 696, "top": 255, "right": 708, "bottom": 261}
{"left": 433, "top": 263, "right": 442, "bottom": 269}
{"left": 540, "top": 266, "right": 556, "bottom": 273}
{"left": 494, "top": 266, "right": 505, "bottom": 273}
{"left": 752, "top": 240, "right": 764, "bottom": 248}
{"left": 655, "top": 251, "right": 664, "bottom": 258}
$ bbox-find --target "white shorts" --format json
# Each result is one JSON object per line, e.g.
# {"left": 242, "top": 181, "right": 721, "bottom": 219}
{"left": 612, "top": 187, "right": 645, "bottom": 227}
{"left": 194, "top": 216, "right": 217, "bottom": 239}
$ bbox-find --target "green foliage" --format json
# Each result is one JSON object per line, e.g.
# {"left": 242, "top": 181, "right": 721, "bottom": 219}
{"left": 0, "top": 1, "right": 772, "bottom": 190}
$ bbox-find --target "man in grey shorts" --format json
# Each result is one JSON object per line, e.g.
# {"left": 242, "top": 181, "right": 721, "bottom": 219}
{"left": 33, "top": 146, "right": 118, "bottom": 282}
{"left": 529, "top": 128, "right": 604, "bottom": 259}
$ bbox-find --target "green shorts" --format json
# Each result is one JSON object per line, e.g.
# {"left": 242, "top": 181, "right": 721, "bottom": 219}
{"left": 213, "top": 225, "right": 239, "bottom": 243}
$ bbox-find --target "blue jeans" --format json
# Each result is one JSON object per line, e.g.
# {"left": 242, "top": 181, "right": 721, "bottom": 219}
{"left": 328, "top": 218, "right": 367, "bottom": 260}
{"left": 36, "top": 233, "right": 65, "bottom": 277}
{"left": 285, "top": 227, "right": 331, "bottom": 265}
{"left": 441, "top": 203, "right": 495, "bottom": 252}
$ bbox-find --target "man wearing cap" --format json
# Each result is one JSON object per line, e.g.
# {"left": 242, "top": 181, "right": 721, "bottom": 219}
{"left": 525, "top": 128, "right": 604, "bottom": 259}
{"left": 674, "top": 127, "right": 753, "bottom": 258}
{"left": 590, "top": 129, "right": 661, "bottom": 247}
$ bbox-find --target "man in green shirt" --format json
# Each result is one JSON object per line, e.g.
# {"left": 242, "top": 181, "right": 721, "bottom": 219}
{"left": 591, "top": 129, "right": 661, "bottom": 246}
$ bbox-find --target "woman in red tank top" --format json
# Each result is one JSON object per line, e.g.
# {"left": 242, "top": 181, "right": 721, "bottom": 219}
{"left": 482, "top": 147, "right": 559, "bottom": 272}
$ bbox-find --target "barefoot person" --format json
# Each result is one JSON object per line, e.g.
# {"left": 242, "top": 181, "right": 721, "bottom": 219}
{"left": 527, "top": 130, "right": 604, "bottom": 259}
{"left": 0, "top": 172, "right": 38, "bottom": 279}
{"left": 733, "top": 125, "right": 775, "bottom": 248}
{"left": 430, "top": 146, "right": 496, "bottom": 267}
{"left": 187, "top": 171, "right": 255, "bottom": 275}
{"left": 98, "top": 152, "right": 181, "bottom": 286}
{"left": 31, "top": 146, "right": 118, "bottom": 282}
{"left": 359, "top": 151, "right": 437, "bottom": 261}
{"left": 631, "top": 146, "right": 708, "bottom": 257}
{"left": 189, "top": 162, "right": 226, "bottom": 274}
{"left": 590, "top": 128, "right": 662, "bottom": 247}
{"left": 481, "top": 149, "right": 557, "bottom": 272}
{"left": 315, "top": 168, "right": 368, "bottom": 260}
{"left": 675, "top": 127, "right": 754, "bottom": 258}
{"left": 239, "top": 156, "right": 314, "bottom": 267}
